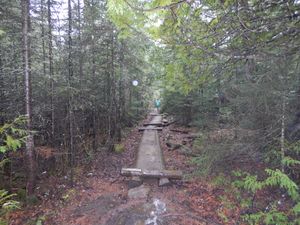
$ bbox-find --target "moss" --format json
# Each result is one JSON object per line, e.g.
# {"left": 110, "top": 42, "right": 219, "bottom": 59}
{"left": 114, "top": 144, "right": 125, "bottom": 153}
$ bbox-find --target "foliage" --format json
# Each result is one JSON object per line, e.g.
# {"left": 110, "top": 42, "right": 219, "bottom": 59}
{"left": 107, "top": 0, "right": 300, "bottom": 177}
{"left": 0, "top": 190, "right": 20, "bottom": 211}
{"left": 233, "top": 167, "right": 299, "bottom": 224}
{"left": 0, "top": 117, "right": 26, "bottom": 224}
{"left": 114, "top": 143, "right": 124, "bottom": 153}
{"left": 0, "top": 116, "right": 27, "bottom": 153}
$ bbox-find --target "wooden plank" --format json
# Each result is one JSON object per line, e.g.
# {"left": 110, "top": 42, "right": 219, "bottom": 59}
{"left": 121, "top": 168, "right": 183, "bottom": 179}
{"left": 138, "top": 127, "right": 163, "bottom": 131}
{"left": 150, "top": 113, "right": 161, "bottom": 116}
{"left": 143, "top": 122, "right": 163, "bottom": 127}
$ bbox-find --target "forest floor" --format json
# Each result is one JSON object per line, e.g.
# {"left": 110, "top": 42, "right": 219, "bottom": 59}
{"left": 8, "top": 114, "right": 242, "bottom": 225}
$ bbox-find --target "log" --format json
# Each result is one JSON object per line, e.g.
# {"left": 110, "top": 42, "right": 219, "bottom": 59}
{"left": 121, "top": 168, "right": 183, "bottom": 179}
{"left": 143, "top": 122, "right": 163, "bottom": 126}
{"left": 138, "top": 127, "right": 163, "bottom": 132}
{"left": 170, "top": 129, "right": 189, "bottom": 134}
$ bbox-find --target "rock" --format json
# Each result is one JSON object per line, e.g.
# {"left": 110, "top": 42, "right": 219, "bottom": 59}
{"left": 127, "top": 176, "right": 143, "bottom": 189}
{"left": 159, "top": 178, "right": 171, "bottom": 186}
{"left": 128, "top": 185, "right": 150, "bottom": 200}
{"left": 166, "top": 142, "right": 181, "bottom": 150}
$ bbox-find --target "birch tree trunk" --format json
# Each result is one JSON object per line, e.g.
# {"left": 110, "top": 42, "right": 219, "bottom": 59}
{"left": 22, "top": 0, "right": 36, "bottom": 195}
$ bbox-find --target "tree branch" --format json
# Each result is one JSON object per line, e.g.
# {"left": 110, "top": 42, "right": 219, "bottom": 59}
{"left": 123, "top": 0, "right": 188, "bottom": 12}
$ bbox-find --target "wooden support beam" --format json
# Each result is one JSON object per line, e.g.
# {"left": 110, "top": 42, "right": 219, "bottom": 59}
{"left": 138, "top": 127, "right": 163, "bottom": 131}
{"left": 121, "top": 168, "right": 183, "bottom": 179}
{"left": 143, "top": 122, "right": 163, "bottom": 127}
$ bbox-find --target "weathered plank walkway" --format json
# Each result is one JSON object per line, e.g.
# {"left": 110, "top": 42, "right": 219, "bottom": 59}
{"left": 137, "top": 115, "right": 163, "bottom": 171}
{"left": 122, "top": 111, "right": 182, "bottom": 186}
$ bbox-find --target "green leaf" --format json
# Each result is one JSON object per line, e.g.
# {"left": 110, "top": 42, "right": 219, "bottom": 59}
{"left": 0, "top": 146, "right": 7, "bottom": 153}
{"left": 5, "top": 135, "right": 21, "bottom": 151}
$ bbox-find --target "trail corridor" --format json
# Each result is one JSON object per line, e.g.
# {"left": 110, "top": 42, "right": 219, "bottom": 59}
{"left": 10, "top": 112, "right": 237, "bottom": 225}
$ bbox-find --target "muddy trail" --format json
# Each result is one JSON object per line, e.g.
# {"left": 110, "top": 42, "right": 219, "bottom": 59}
{"left": 9, "top": 113, "right": 240, "bottom": 225}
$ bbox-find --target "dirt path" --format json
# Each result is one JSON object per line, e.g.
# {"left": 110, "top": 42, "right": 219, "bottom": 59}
{"left": 9, "top": 114, "right": 240, "bottom": 225}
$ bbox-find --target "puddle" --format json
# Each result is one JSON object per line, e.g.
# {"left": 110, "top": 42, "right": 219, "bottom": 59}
{"left": 145, "top": 198, "right": 167, "bottom": 225}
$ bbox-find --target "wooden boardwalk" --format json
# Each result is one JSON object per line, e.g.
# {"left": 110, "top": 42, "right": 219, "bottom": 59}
{"left": 122, "top": 111, "right": 182, "bottom": 185}
{"left": 136, "top": 114, "right": 164, "bottom": 171}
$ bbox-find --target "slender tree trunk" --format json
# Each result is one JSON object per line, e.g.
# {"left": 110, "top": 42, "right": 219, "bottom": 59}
{"left": 0, "top": 46, "right": 4, "bottom": 124}
{"left": 106, "top": 44, "right": 111, "bottom": 137}
{"left": 281, "top": 94, "right": 286, "bottom": 172}
{"left": 22, "top": 0, "right": 35, "bottom": 195}
{"left": 91, "top": 0, "right": 97, "bottom": 150}
{"left": 116, "top": 42, "right": 125, "bottom": 142}
{"left": 68, "top": 0, "right": 75, "bottom": 186}
{"left": 40, "top": 0, "right": 46, "bottom": 89}
{"left": 110, "top": 32, "right": 116, "bottom": 139}
{"left": 47, "top": 0, "right": 55, "bottom": 145}
{"left": 77, "top": 0, "right": 83, "bottom": 85}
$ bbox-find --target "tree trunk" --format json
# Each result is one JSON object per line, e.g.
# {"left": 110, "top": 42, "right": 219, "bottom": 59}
{"left": 22, "top": 0, "right": 36, "bottom": 196}
{"left": 47, "top": 0, "right": 55, "bottom": 145}
{"left": 77, "top": 0, "right": 83, "bottom": 86}
{"left": 90, "top": 0, "right": 97, "bottom": 150}
{"left": 110, "top": 32, "right": 117, "bottom": 139}
{"left": 281, "top": 94, "right": 286, "bottom": 172}
{"left": 116, "top": 42, "right": 125, "bottom": 142}
{"left": 40, "top": 0, "right": 46, "bottom": 92}
{"left": 68, "top": 0, "right": 75, "bottom": 186}
{"left": 0, "top": 46, "right": 4, "bottom": 124}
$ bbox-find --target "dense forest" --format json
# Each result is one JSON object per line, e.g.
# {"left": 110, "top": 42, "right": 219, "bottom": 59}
{"left": 1, "top": 0, "right": 300, "bottom": 224}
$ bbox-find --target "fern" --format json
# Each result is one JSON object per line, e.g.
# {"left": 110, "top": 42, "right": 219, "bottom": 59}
{"left": 242, "top": 212, "right": 263, "bottom": 225}
{"left": 265, "top": 169, "right": 299, "bottom": 201}
{"left": 282, "top": 156, "right": 300, "bottom": 167}
{"left": 263, "top": 207, "right": 289, "bottom": 225}
{"left": 243, "top": 175, "right": 264, "bottom": 193}
{"left": 233, "top": 168, "right": 300, "bottom": 224}
{"left": 0, "top": 190, "right": 20, "bottom": 210}
{"left": 0, "top": 116, "right": 27, "bottom": 153}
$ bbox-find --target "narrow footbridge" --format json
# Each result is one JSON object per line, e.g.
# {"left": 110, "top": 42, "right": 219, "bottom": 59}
{"left": 121, "top": 111, "right": 182, "bottom": 186}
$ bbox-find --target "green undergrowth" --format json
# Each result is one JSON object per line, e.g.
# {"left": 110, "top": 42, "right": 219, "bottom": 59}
{"left": 0, "top": 117, "right": 27, "bottom": 224}
{"left": 191, "top": 135, "right": 300, "bottom": 224}
{"left": 208, "top": 168, "right": 300, "bottom": 225}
